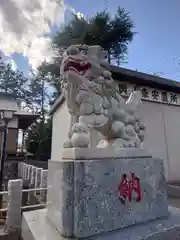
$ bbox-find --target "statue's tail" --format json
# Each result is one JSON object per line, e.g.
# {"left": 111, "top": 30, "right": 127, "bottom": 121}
{"left": 125, "top": 90, "right": 142, "bottom": 113}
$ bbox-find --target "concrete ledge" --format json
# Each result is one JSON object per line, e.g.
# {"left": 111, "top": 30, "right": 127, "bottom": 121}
{"left": 61, "top": 147, "right": 152, "bottom": 160}
{"left": 21, "top": 210, "right": 62, "bottom": 240}
{"left": 0, "top": 229, "right": 19, "bottom": 240}
{"left": 21, "top": 207, "right": 180, "bottom": 240}
{"left": 47, "top": 157, "right": 168, "bottom": 238}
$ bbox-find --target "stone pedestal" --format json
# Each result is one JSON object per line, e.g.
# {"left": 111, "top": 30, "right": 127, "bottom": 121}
{"left": 47, "top": 148, "right": 169, "bottom": 238}
{"left": 21, "top": 148, "right": 180, "bottom": 240}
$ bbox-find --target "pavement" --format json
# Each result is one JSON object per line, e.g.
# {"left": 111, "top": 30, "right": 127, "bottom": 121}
{"left": 0, "top": 197, "right": 177, "bottom": 240}
{"left": 0, "top": 229, "right": 19, "bottom": 240}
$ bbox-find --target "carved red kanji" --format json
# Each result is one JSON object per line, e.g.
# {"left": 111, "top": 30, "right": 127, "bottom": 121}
{"left": 117, "top": 173, "right": 142, "bottom": 204}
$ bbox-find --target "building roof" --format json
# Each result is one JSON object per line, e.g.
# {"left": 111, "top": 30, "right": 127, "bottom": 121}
{"left": 110, "top": 66, "right": 180, "bottom": 93}
{"left": 0, "top": 92, "right": 16, "bottom": 100}
{"left": 50, "top": 66, "right": 180, "bottom": 115}
{"left": 0, "top": 92, "right": 39, "bottom": 129}
{"left": 15, "top": 111, "right": 39, "bottom": 129}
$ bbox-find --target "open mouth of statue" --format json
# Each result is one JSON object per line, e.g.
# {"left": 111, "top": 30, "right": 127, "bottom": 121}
{"left": 64, "top": 57, "right": 91, "bottom": 75}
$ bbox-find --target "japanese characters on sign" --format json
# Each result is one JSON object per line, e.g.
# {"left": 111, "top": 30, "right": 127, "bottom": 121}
{"left": 118, "top": 83, "right": 179, "bottom": 105}
{"left": 152, "top": 90, "right": 159, "bottom": 100}
{"left": 161, "top": 92, "right": 168, "bottom": 102}
{"left": 170, "top": 93, "right": 178, "bottom": 103}
{"left": 141, "top": 88, "right": 149, "bottom": 99}
{"left": 117, "top": 173, "right": 142, "bottom": 204}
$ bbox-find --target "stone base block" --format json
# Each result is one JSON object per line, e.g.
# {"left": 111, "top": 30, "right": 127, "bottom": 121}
{"left": 21, "top": 207, "right": 180, "bottom": 240}
{"left": 47, "top": 148, "right": 168, "bottom": 238}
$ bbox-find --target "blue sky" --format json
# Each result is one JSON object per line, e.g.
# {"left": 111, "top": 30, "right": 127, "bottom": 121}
{"left": 15, "top": 0, "right": 180, "bottom": 81}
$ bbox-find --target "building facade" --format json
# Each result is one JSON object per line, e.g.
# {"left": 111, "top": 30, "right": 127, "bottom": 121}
{"left": 50, "top": 66, "right": 180, "bottom": 182}
{"left": 0, "top": 92, "right": 38, "bottom": 154}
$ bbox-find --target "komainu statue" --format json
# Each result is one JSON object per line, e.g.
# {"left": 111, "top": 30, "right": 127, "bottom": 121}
{"left": 60, "top": 44, "right": 145, "bottom": 149}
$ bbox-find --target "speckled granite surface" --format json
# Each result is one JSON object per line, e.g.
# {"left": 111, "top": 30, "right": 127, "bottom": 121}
{"left": 73, "top": 157, "right": 168, "bottom": 238}
{"left": 22, "top": 207, "right": 180, "bottom": 240}
{"left": 47, "top": 161, "right": 74, "bottom": 237}
{"left": 47, "top": 150, "right": 168, "bottom": 238}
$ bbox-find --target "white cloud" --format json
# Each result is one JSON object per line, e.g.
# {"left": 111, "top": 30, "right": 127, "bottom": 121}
{"left": 67, "top": 5, "right": 87, "bottom": 20}
{"left": 3, "top": 57, "right": 17, "bottom": 71}
{"left": 27, "top": 37, "right": 55, "bottom": 70}
{"left": 0, "top": 1, "right": 87, "bottom": 70}
{"left": 9, "top": 59, "right": 17, "bottom": 71}
{"left": 0, "top": 0, "right": 66, "bottom": 68}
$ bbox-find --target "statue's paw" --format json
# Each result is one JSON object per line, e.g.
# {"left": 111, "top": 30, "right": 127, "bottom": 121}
{"left": 71, "top": 132, "right": 90, "bottom": 148}
{"left": 111, "top": 121, "right": 126, "bottom": 136}
{"left": 72, "top": 122, "right": 89, "bottom": 133}
{"left": 123, "top": 143, "right": 128, "bottom": 148}
{"left": 139, "top": 123, "right": 146, "bottom": 130}
{"left": 128, "top": 143, "right": 135, "bottom": 148}
{"left": 138, "top": 130, "right": 145, "bottom": 142}
{"left": 63, "top": 140, "right": 73, "bottom": 149}
{"left": 122, "top": 142, "right": 135, "bottom": 148}
{"left": 79, "top": 115, "right": 108, "bottom": 128}
{"left": 80, "top": 103, "right": 94, "bottom": 115}
{"left": 126, "top": 124, "right": 137, "bottom": 137}
{"left": 134, "top": 139, "right": 141, "bottom": 148}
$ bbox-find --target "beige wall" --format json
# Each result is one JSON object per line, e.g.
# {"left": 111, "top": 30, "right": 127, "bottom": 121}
{"left": 51, "top": 99, "right": 180, "bottom": 182}
{"left": 138, "top": 101, "right": 169, "bottom": 179}
{"left": 51, "top": 102, "right": 71, "bottom": 160}
{"left": 163, "top": 104, "right": 180, "bottom": 181}
{"left": 138, "top": 101, "right": 180, "bottom": 181}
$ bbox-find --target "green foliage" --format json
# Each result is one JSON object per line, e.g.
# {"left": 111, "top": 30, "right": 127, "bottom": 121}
{"left": 25, "top": 7, "right": 135, "bottom": 157}
{"left": 37, "top": 62, "right": 61, "bottom": 105}
{"left": 0, "top": 60, "right": 28, "bottom": 100}
{"left": 39, "top": 6, "right": 135, "bottom": 100}
{"left": 0, "top": 59, "right": 51, "bottom": 119}
{"left": 0, "top": 60, "right": 53, "bottom": 158}
{"left": 24, "top": 70, "right": 53, "bottom": 158}
{"left": 53, "top": 7, "right": 135, "bottom": 62}
{"left": 26, "top": 70, "right": 51, "bottom": 121}
{"left": 26, "top": 118, "right": 52, "bottom": 160}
